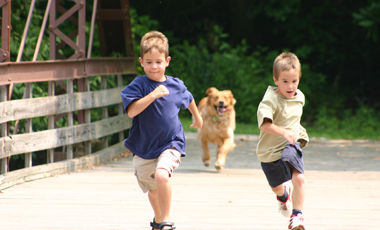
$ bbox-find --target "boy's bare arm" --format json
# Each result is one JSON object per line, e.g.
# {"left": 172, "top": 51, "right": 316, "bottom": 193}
{"left": 127, "top": 85, "right": 169, "bottom": 118}
{"left": 187, "top": 99, "right": 203, "bottom": 129}
{"left": 260, "top": 118, "right": 296, "bottom": 145}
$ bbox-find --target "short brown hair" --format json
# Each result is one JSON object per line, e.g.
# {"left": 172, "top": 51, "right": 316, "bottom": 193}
{"left": 273, "top": 52, "right": 302, "bottom": 80}
{"left": 140, "top": 31, "right": 169, "bottom": 58}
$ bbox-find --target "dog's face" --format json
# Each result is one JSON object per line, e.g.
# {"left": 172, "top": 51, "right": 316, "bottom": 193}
{"left": 205, "top": 87, "right": 236, "bottom": 117}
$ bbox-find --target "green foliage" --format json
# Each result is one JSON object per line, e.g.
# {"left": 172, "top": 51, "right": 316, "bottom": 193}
{"left": 9, "top": 0, "right": 51, "bottom": 62}
{"left": 128, "top": 8, "right": 380, "bottom": 139}
{"left": 130, "top": 7, "right": 160, "bottom": 75}
{"left": 167, "top": 25, "right": 326, "bottom": 124}
{"left": 251, "top": 0, "right": 302, "bottom": 22}
{"left": 167, "top": 26, "right": 269, "bottom": 123}
{"left": 6, "top": 0, "right": 379, "bottom": 149}
{"left": 352, "top": 0, "right": 380, "bottom": 41}
{"left": 309, "top": 106, "right": 380, "bottom": 140}
{"left": 182, "top": 106, "right": 380, "bottom": 139}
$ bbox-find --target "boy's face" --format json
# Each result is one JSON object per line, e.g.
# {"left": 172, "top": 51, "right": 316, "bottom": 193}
{"left": 273, "top": 69, "right": 300, "bottom": 98}
{"left": 139, "top": 48, "right": 171, "bottom": 82}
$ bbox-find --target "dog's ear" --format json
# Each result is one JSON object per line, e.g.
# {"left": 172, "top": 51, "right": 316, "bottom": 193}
{"left": 226, "top": 90, "right": 236, "bottom": 106}
{"left": 205, "top": 87, "right": 218, "bottom": 96}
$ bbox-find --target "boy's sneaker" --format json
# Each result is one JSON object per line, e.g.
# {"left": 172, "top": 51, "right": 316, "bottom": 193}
{"left": 288, "top": 213, "right": 305, "bottom": 230}
{"left": 277, "top": 182, "right": 292, "bottom": 217}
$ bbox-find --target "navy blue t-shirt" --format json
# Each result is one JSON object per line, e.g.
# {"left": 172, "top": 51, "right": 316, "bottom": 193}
{"left": 121, "top": 75, "right": 193, "bottom": 159}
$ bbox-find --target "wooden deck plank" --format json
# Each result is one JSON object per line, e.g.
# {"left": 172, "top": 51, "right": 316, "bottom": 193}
{"left": 1, "top": 133, "right": 380, "bottom": 229}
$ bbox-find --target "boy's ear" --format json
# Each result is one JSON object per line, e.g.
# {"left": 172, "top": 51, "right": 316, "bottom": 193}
{"left": 139, "top": 57, "right": 144, "bottom": 67}
{"left": 166, "top": 56, "right": 171, "bottom": 67}
{"left": 273, "top": 76, "right": 278, "bottom": 86}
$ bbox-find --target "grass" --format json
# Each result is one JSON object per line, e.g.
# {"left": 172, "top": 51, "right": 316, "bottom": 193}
{"left": 180, "top": 117, "right": 380, "bottom": 140}
{"left": 181, "top": 117, "right": 260, "bottom": 135}
{"left": 180, "top": 117, "right": 261, "bottom": 135}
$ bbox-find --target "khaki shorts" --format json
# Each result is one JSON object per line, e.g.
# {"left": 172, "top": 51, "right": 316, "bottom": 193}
{"left": 133, "top": 148, "right": 182, "bottom": 193}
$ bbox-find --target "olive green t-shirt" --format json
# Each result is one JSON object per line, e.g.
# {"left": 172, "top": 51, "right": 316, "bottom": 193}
{"left": 256, "top": 86, "right": 309, "bottom": 163}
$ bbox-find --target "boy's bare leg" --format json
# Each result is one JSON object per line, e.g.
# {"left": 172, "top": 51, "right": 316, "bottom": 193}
{"left": 148, "top": 189, "right": 161, "bottom": 230}
{"left": 291, "top": 168, "right": 305, "bottom": 210}
{"left": 155, "top": 168, "right": 172, "bottom": 223}
{"left": 271, "top": 183, "right": 285, "bottom": 196}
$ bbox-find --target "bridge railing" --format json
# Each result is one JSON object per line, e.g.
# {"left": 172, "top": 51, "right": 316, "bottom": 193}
{"left": 0, "top": 58, "right": 135, "bottom": 190}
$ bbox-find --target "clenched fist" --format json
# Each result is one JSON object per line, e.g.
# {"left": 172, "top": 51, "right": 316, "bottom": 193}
{"left": 151, "top": 85, "right": 169, "bottom": 99}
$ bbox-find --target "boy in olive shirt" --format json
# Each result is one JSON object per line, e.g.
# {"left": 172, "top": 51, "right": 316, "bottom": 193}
{"left": 256, "top": 52, "right": 309, "bottom": 230}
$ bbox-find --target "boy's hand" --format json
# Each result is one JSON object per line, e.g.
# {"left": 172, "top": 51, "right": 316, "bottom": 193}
{"left": 190, "top": 117, "right": 203, "bottom": 129}
{"left": 282, "top": 129, "right": 296, "bottom": 145}
{"left": 151, "top": 85, "right": 169, "bottom": 98}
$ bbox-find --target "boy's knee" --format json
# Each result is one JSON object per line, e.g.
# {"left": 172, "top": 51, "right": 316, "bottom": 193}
{"left": 149, "top": 189, "right": 158, "bottom": 195}
{"left": 292, "top": 173, "right": 305, "bottom": 185}
{"left": 155, "top": 168, "right": 170, "bottom": 184}
{"left": 271, "top": 184, "right": 284, "bottom": 194}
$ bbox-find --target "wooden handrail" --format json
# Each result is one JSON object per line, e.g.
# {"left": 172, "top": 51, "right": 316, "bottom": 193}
{"left": 0, "top": 114, "right": 132, "bottom": 158}
{"left": 0, "top": 87, "right": 125, "bottom": 123}
{"left": 0, "top": 57, "right": 137, "bottom": 86}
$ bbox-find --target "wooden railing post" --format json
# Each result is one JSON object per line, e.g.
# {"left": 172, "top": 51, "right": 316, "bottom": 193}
{"left": 84, "top": 77, "right": 91, "bottom": 155}
{"left": 48, "top": 81, "right": 55, "bottom": 163}
{"left": 24, "top": 83, "right": 33, "bottom": 167}
{"left": 0, "top": 85, "right": 9, "bottom": 173}
{"left": 66, "top": 79, "right": 74, "bottom": 159}
{"left": 101, "top": 75, "right": 108, "bottom": 148}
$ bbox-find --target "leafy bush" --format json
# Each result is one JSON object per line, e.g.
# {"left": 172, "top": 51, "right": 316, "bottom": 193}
{"left": 311, "top": 105, "right": 380, "bottom": 139}
{"left": 166, "top": 25, "right": 328, "bottom": 125}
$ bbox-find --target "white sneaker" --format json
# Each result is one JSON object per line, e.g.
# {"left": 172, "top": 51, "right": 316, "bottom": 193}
{"left": 277, "top": 182, "right": 292, "bottom": 217}
{"left": 288, "top": 213, "right": 305, "bottom": 230}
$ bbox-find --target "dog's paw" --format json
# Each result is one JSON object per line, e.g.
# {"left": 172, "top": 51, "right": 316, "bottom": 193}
{"left": 203, "top": 160, "right": 211, "bottom": 167}
{"left": 214, "top": 164, "right": 223, "bottom": 170}
{"left": 215, "top": 157, "right": 225, "bottom": 170}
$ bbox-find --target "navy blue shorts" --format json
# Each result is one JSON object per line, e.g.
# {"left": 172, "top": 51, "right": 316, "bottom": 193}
{"left": 261, "top": 142, "right": 304, "bottom": 188}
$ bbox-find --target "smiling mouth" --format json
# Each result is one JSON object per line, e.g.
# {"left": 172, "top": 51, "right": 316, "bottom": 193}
{"left": 213, "top": 104, "right": 231, "bottom": 116}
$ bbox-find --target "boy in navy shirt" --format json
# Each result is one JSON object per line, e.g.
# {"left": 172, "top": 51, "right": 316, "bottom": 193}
{"left": 121, "top": 31, "right": 203, "bottom": 230}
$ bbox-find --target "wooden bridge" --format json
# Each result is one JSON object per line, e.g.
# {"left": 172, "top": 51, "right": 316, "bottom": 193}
{"left": 1, "top": 133, "right": 380, "bottom": 229}
{"left": 1, "top": 0, "right": 135, "bottom": 189}
{"left": 1, "top": 1, "right": 380, "bottom": 230}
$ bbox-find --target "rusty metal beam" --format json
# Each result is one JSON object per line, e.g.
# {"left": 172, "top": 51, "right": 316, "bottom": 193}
{"left": 87, "top": 0, "right": 98, "bottom": 58}
{"left": 96, "top": 9, "right": 126, "bottom": 20}
{"left": 57, "top": 3, "right": 78, "bottom": 26}
{"left": 50, "top": 3, "right": 82, "bottom": 30}
{"left": 52, "top": 28, "right": 80, "bottom": 50}
{"left": 123, "top": 0, "right": 134, "bottom": 57}
{"left": 49, "top": 0, "right": 57, "bottom": 60}
{"left": 1, "top": 0, "right": 11, "bottom": 62}
{"left": 96, "top": 0, "right": 134, "bottom": 57}
{"left": 85, "top": 58, "right": 136, "bottom": 76}
{"left": 0, "top": 48, "right": 9, "bottom": 62}
{"left": 0, "top": 0, "right": 9, "bottom": 8}
{"left": 0, "top": 57, "right": 136, "bottom": 86}
{"left": 49, "top": 0, "right": 86, "bottom": 60}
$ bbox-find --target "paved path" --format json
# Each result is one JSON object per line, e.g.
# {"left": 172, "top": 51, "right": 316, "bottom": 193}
{"left": 1, "top": 133, "right": 380, "bottom": 230}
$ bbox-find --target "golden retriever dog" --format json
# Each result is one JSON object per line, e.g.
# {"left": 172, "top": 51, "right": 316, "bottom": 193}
{"left": 196, "top": 87, "right": 236, "bottom": 170}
